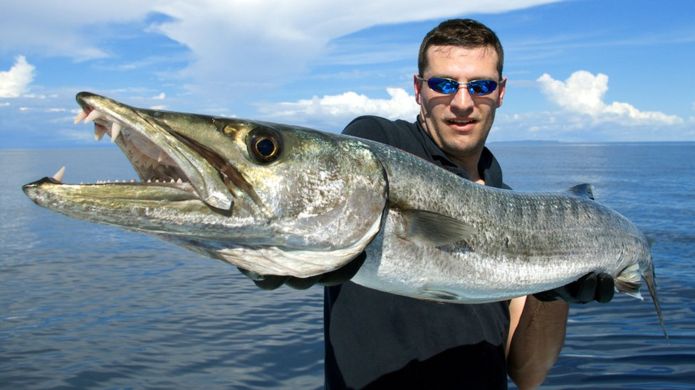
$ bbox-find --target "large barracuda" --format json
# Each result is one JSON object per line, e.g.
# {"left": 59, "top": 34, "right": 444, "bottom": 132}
{"left": 23, "top": 92, "right": 665, "bottom": 332}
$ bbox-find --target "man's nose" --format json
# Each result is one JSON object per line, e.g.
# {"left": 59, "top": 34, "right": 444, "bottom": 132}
{"left": 449, "top": 88, "right": 475, "bottom": 112}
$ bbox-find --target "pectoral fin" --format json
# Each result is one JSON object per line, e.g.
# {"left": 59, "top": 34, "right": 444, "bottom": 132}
{"left": 615, "top": 262, "right": 643, "bottom": 299}
{"left": 400, "top": 209, "right": 474, "bottom": 247}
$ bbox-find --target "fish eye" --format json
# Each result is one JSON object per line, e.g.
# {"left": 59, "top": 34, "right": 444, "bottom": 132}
{"left": 247, "top": 128, "right": 282, "bottom": 163}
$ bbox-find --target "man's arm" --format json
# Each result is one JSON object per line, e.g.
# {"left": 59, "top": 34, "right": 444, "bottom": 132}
{"left": 506, "top": 296, "right": 568, "bottom": 390}
{"left": 506, "top": 273, "right": 615, "bottom": 389}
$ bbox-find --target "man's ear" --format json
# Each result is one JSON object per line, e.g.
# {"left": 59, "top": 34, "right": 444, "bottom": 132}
{"left": 496, "top": 77, "right": 507, "bottom": 108}
{"left": 413, "top": 74, "right": 423, "bottom": 105}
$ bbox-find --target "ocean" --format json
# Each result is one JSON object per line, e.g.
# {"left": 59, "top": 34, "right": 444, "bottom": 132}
{"left": 1, "top": 142, "right": 694, "bottom": 389}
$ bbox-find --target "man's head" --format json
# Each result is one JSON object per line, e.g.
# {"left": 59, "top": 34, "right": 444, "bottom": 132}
{"left": 418, "top": 19, "right": 504, "bottom": 78}
{"left": 414, "top": 19, "right": 506, "bottom": 176}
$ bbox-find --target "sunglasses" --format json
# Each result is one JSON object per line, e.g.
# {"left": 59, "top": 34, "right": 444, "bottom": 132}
{"left": 417, "top": 76, "right": 498, "bottom": 96}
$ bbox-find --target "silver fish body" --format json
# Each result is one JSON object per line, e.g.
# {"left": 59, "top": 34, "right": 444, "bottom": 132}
{"left": 354, "top": 140, "right": 653, "bottom": 303}
{"left": 22, "top": 92, "right": 664, "bottom": 334}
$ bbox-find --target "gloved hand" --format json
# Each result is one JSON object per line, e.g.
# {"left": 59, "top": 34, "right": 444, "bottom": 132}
{"left": 237, "top": 252, "right": 367, "bottom": 290}
{"left": 534, "top": 272, "right": 615, "bottom": 303}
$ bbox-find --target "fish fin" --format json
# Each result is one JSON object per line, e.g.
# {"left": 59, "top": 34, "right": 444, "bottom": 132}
{"left": 420, "top": 287, "right": 460, "bottom": 301}
{"left": 615, "top": 263, "right": 643, "bottom": 299}
{"left": 566, "top": 183, "right": 595, "bottom": 200}
{"left": 615, "top": 261, "right": 669, "bottom": 340}
{"left": 643, "top": 262, "right": 669, "bottom": 340}
{"left": 400, "top": 209, "right": 474, "bottom": 247}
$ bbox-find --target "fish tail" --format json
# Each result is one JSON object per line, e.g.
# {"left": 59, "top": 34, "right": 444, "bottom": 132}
{"left": 642, "top": 264, "right": 669, "bottom": 340}
{"left": 615, "top": 260, "right": 668, "bottom": 340}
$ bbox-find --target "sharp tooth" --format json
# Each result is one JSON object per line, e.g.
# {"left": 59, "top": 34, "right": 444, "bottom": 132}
{"left": 157, "top": 151, "right": 166, "bottom": 163}
{"left": 74, "top": 110, "right": 88, "bottom": 124}
{"left": 176, "top": 178, "right": 183, "bottom": 184}
{"left": 111, "top": 122, "right": 122, "bottom": 142}
{"left": 85, "top": 110, "right": 103, "bottom": 122}
{"left": 94, "top": 125, "right": 107, "bottom": 141}
{"left": 52, "top": 166, "right": 65, "bottom": 182}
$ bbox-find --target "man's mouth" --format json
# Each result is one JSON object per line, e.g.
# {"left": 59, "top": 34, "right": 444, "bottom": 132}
{"left": 445, "top": 118, "right": 477, "bottom": 128}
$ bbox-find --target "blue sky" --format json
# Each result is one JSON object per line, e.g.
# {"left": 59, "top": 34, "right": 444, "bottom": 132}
{"left": 1, "top": 0, "right": 694, "bottom": 148}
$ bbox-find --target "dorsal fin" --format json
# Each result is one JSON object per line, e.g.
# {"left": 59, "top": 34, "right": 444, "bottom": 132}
{"left": 567, "top": 184, "right": 595, "bottom": 200}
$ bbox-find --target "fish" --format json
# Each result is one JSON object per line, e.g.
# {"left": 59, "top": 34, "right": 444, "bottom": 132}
{"left": 23, "top": 92, "right": 666, "bottom": 336}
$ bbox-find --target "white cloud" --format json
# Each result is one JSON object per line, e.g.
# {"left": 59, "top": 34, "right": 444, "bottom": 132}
{"left": 152, "top": 92, "right": 166, "bottom": 100}
{"left": 261, "top": 87, "right": 419, "bottom": 128}
{"left": 0, "top": 56, "right": 35, "bottom": 98}
{"left": 150, "top": 0, "right": 558, "bottom": 96}
{"left": 537, "top": 70, "right": 682, "bottom": 126}
{"left": 0, "top": 1, "right": 148, "bottom": 60}
{"left": 491, "top": 109, "right": 693, "bottom": 142}
{"left": 2, "top": 0, "right": 559, "bottom": 97}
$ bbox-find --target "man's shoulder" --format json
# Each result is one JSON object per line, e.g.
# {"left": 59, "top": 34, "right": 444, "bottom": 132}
{"left": 342, "top": 115, "right": 420, "bottom": 149}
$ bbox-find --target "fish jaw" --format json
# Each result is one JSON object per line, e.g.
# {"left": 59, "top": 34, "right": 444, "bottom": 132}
{"left": 23, "top": 92, "right": 389, "bottom": 278}
{"left": 74, "top": 91, "right": 235, "bottom": 210}
{"left": 22, "top": 176, "right": 235, "bottom": 236}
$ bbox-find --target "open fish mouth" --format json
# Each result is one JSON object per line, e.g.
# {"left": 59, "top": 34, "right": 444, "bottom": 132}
{"left": 71, "top": 97, "right": 194, "bottom": 196}
{"left": 75, "top": 97, "right": 189, "bottom": 187}
{"left": 28, "top": 92, "right": 236, "bottom": 211}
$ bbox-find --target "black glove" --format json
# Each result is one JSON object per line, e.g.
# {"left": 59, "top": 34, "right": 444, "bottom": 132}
{"left": 534, "top": 272, "right": 615, "bottom": 303}
{"left": 237, "top": 252, "right": 367, "bottom": 290}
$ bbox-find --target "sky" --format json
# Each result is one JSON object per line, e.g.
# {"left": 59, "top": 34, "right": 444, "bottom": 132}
{"left": 1, "top": 0, "right": 694, "bottom": 148}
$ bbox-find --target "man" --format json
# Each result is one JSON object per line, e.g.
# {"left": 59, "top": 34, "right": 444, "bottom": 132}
{"left": 243, "top": 18, "right": 614, "bottom": 389}
{"left": 322, "top": 19, "right": 614, "bottom": 389}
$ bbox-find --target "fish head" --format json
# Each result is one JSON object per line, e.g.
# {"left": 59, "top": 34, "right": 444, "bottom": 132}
{"left": 23, "top": 92, "right": 388, "bottom": 277}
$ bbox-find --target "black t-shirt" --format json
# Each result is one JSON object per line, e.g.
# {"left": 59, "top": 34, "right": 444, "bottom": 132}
{"left": 324, "top": 116, "right": 511, "bottom": 389}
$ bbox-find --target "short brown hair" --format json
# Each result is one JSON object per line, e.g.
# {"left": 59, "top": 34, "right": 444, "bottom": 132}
{"left": 418, "top": 19, "right": 504, "bottom": 78}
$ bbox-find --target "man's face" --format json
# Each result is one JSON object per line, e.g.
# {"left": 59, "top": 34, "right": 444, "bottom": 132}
{"left": 415, "top": 45, "right": 506, "bottom": 165}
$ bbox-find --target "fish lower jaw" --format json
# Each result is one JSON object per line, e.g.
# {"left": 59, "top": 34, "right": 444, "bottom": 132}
{"left": 46, "top": 165, "right": 194, "bottom": 191}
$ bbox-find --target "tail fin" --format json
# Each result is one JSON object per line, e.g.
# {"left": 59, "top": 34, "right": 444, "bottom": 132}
{"left": 643, "top": 265, "right": 668, "bottom": 340}
{"left": 615, "top": 261, "right": 668, "bottom": 340}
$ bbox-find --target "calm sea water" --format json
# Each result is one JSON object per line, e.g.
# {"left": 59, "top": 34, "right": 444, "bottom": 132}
{"left": 1, "top": 143, "right": 694, "bottom": 389}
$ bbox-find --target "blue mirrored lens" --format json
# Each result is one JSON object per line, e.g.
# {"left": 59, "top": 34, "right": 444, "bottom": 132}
{"left": 426, "top": 77, "right": 497, "bottom": 96}
{"left": 427, "top": 78, "right": 459, "bottom": 94}
{"left": 467, "top": 80, "right": 497, "bottom": 96}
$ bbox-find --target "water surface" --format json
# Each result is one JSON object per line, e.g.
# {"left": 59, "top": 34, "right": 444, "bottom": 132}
{"left": 2, "top": 143, "right": 694, "bottom": 389}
